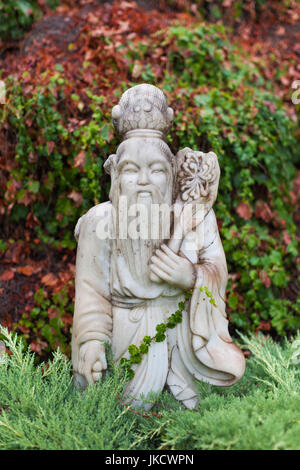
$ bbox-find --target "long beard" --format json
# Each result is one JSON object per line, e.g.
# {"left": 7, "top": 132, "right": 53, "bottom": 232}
{"left": 111, "top": 184, "right": 172, "bottom": 286}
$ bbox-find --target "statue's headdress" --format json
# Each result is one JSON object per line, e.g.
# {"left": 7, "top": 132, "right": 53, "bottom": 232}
{"left": 111, "top": 83, "right": 174, "bottom": 140}
{"left": 104, "top": 84, "right": 174, "bottom": 176}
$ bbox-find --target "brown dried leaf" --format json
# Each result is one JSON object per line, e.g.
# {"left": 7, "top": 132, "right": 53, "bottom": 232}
{"left": 47, "top": 141, "right": 55, "bottom": 155}
{"left": 74, "top": 150, "right": 86, "bottom": 169}
{"left": 68, "top": 190, "right": 83, "bottom": 207}
{"left": 236, "top": 202, "right": 252, "bottom": 220}
{"left": 283, "top": 230, "right": 291, "bottom": 245}
{"left": 254, "top": 200, "right": 274, "bottom": 223}
{"left": 41, "top": 273, "right": 59, "bottom": 287}
{"left": 17, "top": 265, "right": 37, "bottom": 276}
{"left": 0, "top": 270, "right": 15, "bottom": 281}
{"left": 48, "top": 306, "right": 59, "bottom": 319}
{"left": 293, "top": 170, "right": 300, "bottom": 194}
{"left": 132, "top": 63, "right": 142, "bottom": 78}
{"left": 62, "top": 314, "right": 73, "bottom": 325}
{"left": 30, "top": 340, "right": 48, "bottom": 355}
{"left": 276, "top": 26, "right": 285, "bottom": 36}
{"left": 18, "top": 325, "right": 30, "bottom": 334}
{"left": 259, "top": 270, "right": 271, "bottom": 288}
{"left": 28, "top": 151, "right": 37, "bottom": 163}
{"left": 257, "top": 321, "right": 271, "bottom": 331}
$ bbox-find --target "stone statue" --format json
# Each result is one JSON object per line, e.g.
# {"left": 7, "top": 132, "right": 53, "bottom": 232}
{"left": 71, "top": 84, "right": 245, "bottom": 410}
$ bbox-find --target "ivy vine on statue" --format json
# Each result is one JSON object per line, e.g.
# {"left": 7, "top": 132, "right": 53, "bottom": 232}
{"left": 71, "top": 84, "right": 245, "bottom": 410}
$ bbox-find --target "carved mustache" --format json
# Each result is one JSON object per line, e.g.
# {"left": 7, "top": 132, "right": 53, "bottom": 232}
{"left": 134, "top": 185, "right": 162, "bottom": 196}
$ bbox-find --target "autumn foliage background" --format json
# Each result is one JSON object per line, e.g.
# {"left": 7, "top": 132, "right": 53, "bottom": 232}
{"left": 0, "top": 0, "right": 299, "bottom": 360}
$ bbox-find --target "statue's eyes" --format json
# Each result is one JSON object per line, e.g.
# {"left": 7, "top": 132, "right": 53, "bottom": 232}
{"left": 122, "top": 165, "right": 138, "bottom": 174}
{"left": 151, "top": 166, "right": 165, "bottom": 174}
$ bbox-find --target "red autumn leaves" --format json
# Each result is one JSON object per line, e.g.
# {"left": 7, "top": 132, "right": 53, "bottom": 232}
{"left": 0, "top": 237, "right": 75, "bottom": 357}
{"left": 236, "top": 200, "right": 275, "bottom": 223}
{"left": 236, "top": 197, "right": 294, "bottom": 248}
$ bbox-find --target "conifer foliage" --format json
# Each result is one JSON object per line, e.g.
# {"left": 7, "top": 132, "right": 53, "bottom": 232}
{"left": 0, "top": 326, "right": 300, "bottom": 450}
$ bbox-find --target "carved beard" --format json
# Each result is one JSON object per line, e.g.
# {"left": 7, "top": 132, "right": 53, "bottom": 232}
{"left": 111, "top": 179, "right": 173, "bottom": 287}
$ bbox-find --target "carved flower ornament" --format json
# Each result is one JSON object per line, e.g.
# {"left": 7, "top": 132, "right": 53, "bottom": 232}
{"left": 178, "top": 151, "right": 217, "bottom": 202}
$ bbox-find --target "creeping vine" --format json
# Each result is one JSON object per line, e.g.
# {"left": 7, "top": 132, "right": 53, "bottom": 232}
{"left": 119, "top": 286, "right": 217, "bottom": 380}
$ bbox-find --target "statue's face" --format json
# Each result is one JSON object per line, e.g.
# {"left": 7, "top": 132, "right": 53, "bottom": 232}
{"left": 117, "top": 139, "right": 169, "bottom": 200}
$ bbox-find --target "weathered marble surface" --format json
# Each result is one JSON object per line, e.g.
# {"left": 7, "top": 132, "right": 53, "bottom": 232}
{"left": 72, "top": 84, "right": 245, "bottom": 410}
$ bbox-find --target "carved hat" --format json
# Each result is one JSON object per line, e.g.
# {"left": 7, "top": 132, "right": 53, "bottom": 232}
{"left": 111, "top": 84, "right": 174, "bottom": 140}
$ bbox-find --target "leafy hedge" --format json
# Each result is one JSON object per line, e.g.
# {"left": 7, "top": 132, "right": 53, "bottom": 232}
{"left": 154, "top": 25, "right": 300, "bottom": 336}
{"left": 0, "top": 0, "right": 59, "bottom": 40}
{"left": 0, "top": 22, "right": 299, "bottom": 344}
{"left": 0, "top": 326, "right": 300, "bottom": 450}
{"left": 169, "top": 0, "right": 297, "bottom": 22}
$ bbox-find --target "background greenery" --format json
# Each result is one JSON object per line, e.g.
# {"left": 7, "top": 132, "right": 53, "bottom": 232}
{"left": 0, "top": 0, "right": 299, "bottom": 452}
{"left": 1, "top": 18, "right": 299, "bottom": 351}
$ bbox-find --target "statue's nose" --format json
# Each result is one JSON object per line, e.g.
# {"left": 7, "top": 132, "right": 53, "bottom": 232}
{"left": 138, "top": 168, "right": 149, "bottom": 185}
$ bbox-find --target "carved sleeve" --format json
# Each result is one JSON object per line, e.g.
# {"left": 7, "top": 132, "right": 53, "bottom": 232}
{"left": 72, "top": 205, "right": 113, "bottom": 370}
{"left": 179, "top": 208, "right": 246, "bottom": 385}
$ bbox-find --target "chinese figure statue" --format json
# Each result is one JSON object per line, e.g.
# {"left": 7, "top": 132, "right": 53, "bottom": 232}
{"left": 71, "top": 84, "right": 245, "bottom": 410}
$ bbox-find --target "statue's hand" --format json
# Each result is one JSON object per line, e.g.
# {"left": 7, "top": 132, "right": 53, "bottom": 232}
{"left": 78, "top": 340, "right": 107, "bottom": 384}
{"left": 150, "top": 244, "right": 196, "bottom": 291}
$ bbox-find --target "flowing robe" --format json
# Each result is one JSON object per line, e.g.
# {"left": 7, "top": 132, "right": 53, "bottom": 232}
{"left": 72, "top": 201, "right": 245, "bottom": 410}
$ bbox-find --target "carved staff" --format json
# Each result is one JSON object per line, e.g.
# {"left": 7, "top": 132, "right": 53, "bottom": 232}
{"left": 150, "top": 147, "right": 220, "bottom": 283}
